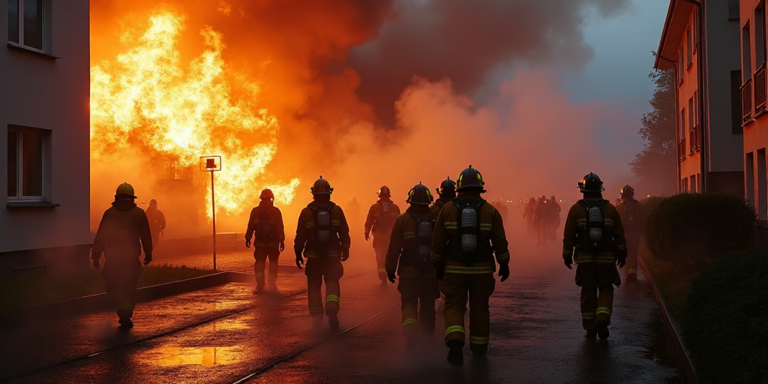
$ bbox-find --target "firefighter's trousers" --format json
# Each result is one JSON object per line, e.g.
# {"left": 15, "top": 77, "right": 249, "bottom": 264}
{"left": 372, "top": 235, "right": 390, "bottom": 281}
{"left": 625, "top": 234, "right": 640, "bottom": 278}
{"left": 441, "top": 270, "right": 496, "bottom": 348}
{"left": 575, "top": 261, "right": 619, "bottom": 330}
{"left": 103, "top": 256, "right": 142, "bottom": 319}
{"left": 398, "top": 275, "right": 440, "bottom": 337}
{"left": 305, "top": 257, "right": 344, "bottom": 319}
{"left": 254, "top": 247, "right": 280, "bottom": 289}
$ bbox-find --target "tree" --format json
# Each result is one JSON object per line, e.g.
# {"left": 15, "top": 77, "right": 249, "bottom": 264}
{"left": 631, "top": 68, "right": 677, "bottom": 195}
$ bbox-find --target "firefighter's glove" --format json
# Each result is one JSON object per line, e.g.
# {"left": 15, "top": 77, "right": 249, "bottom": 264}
{"left": 563, "top": 254, "right": 573, "bottom": 270}
{"left": 245, "top": 239, "right": 251, "bottom": 248}
{"left": 143, "top": 253, "right": 152, "bottom": 265}
{"left": 295, "top": 253, "right": 304, "bottom": 269}
{"left": 498, "top": 263, "right": 510, "bottom": 282}
{"left": 365, "top": 232, "right": 370, "bottom": 242}
{"left": 434, "top": 262, "right": 445, "bottom": 281}
{"left": 92, "top": 258, "right": 100, "bottom": 269}
{"left": 341, "top": 250, "right": 350, "bottom": 262}
{"left": 387, "top": 270, "right": 396, "bottom": 283}
{"left": 279, "top": 241, "right": 286, "bottom": 252}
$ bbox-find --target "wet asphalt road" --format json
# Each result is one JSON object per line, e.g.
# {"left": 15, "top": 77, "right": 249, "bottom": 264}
{"left": 0, "top": 234, "right": 685, "bottom": 383}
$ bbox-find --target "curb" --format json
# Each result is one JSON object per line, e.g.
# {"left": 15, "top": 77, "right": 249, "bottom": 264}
{"left": 0, "top": 271, "right": 255, "bottom": 327}
{"left": 639, "top": 256, "right": 698, "bottom": 384}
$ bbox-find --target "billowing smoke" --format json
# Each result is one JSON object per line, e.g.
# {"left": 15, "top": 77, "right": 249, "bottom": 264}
{"left": 89, "top": 0, "right": 638, "bottom": 239}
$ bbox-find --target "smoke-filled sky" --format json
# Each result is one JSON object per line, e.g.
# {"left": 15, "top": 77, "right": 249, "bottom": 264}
{"left": 89, "top": 0, "right": 669, "bottom": 234}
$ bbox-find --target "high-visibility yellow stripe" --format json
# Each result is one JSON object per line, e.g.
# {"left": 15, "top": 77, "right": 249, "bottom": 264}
{"left": 595, "top": 307, "right": 611, "bottom": 316}
{"left": 445, "top": 222, "right": 458, "bottom": 229}
{"left": 431, "top": 252, "right": 443, "bottom": 261}
{"left": 563, "top": 249, "right": 573, "bottom": 256}
{"left": 604, "top": 219, "right": 614, "bottom": 225}
{"left": 256, "top": 272, "right": 265, "bottom": 277}
{"left": 469, "top": 336, "right": 489, "bottom": 345}
{"left": 305, "top": 222, "right": 315, "bottom": 228}
{"left": 575, "top": 255, "right": 595, "bottom": 263}
{"left": 445, "top": 325, "right": 465, "bottom": 336}
{"left": 326, "top": 295, "right": 340, "bottom": 304}
{"left": 617, "top": 244, "right": 627, "bottom": 250}
{"left": 496, "top": 252, "right": 510, "bottom": 261}
{"left": 331, "top": 220, "right": 341, "bottom": 225}
{"left": 378, "top": 268, "right": 386, "bottom": 273}
{"left": 577, "top": 219, "right": 587, "bottom": 223}
{"left": 479, "top": 224, "right": 492, "bottom": 229}
{"left": 581, "top": 312, "right": 595, "bottom": 320}
{"left": 628, "top": 268, "right": 637, "bottom": 274}
{"left": 341, "top": 243, "right": 350, "bottom": 249}
{"left": 403, "top": 318, "right": 418, "bottom": 327}
{"left": 403, "top": 232, "right": 415, "bottom": 239}
{"left": 309, "top": 306, "right": 324, "bottom": 314}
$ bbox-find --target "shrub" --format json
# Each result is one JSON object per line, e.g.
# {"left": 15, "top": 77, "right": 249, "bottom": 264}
{"left": 645, "top": 194, "right": 755, "bottom": 268}
{"left": 683, "top": 249, "right": 768, "bottom": 384}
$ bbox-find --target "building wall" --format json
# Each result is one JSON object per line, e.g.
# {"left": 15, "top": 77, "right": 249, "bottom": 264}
{"left": 706, "top": 0, "right": 745, "bottom": 176}
{"left": 0, "top": 1, "right": 91, "bottom": 277}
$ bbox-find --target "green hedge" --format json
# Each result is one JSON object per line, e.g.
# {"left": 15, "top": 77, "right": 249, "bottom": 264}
{"left": 645, "top": 194, "right": 755, "bottom": 268}
{"left": 683, "top": 249, "right": 768, "bottom": 383}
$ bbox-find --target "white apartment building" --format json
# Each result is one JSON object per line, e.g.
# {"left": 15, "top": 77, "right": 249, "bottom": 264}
{"left": 655, "top": 0, "right": 745, "bottom": 196}
{"left": 1, "top": 0, "right": 91, "bottom": 279}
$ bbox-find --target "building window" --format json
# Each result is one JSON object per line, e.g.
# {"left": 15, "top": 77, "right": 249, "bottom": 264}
{"left": 687, "top": 26, "right": 693, "bottom": 69}
{"left": 7, "top": 0, "right": 45, "bottom": 51}
{"left": 756, "top": 2, "right": 767, "bottom": 66}
{"left": 743, "top": 22, "right": 753, "bottom": 83}
{"left": 7, "top": 127, "right": 47, "bottom": 200}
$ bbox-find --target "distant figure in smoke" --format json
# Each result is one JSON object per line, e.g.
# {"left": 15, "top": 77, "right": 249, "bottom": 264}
{"left": 547, "top": 196, "right": 561, "bottom": 241}
{"left": 385, "top": 183, "right": 440, "bottom": 350}
{"left": 365, "top": 186, "right": 401, "bottom": 285}
{"left": 615, "top": 185, "right": 643, "bottom": 283}
{"left": 431, "top": 177, "right": 456, "bottom": 216}
{"left": 497, "top": 200, "right": 509, "bottom": 223}
{"left": 245, "top": 189, "right": 286, "bottom": 294}
{"left": 533, "top": 196, "right": 549, "bottom": 244}
{"left": 294, "top": 176, "right": 351, "bottom": 330}
{"left": 92, "top": 182, "right": 153, "bottom": 329}
{"left": 432, "top": 166, "right": 510, "bottom": 367}
{"left": 345, "top": 197, "right": 361, "bottom": 240}
{"left": 562, "top": 173, "right": 627, "bottom": 339}
{"left": 522, "top": 197, "right": 536, "bottom": 235}
{"left": 145, "top": 199, "right": 166, "bottom": 248}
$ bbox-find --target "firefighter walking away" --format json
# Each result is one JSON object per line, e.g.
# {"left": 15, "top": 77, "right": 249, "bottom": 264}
{"left": 432, "top": 166, "right": 511, "bottom": 366}
{"left": 92, "top": 182, "right": 153, "bottom": 329}
{"left": 562, "top": 173, "right": 628, "bottom": 339}
{"left": 386, "top": 183, "right": 440, "bottom": 351}
{"left": 365, "top": 185, "right": 401, "bottom": 285}
{"left": 145, "top": 199, "right": 166, "bottom": 249}
{"left": 294, "top": 176, "right": 351, "bottom": 330}
{"left": 245, "top": 188, "right": 286, "bottom": 294}
{"left": 431, "top": 177, "right": 456, "bottom": 216}
{"left": 615, "top": 185, "right": 643, "bottom": 283}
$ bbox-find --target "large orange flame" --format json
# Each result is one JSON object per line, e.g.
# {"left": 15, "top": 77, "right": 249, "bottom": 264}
{"left": 90, "top": 9, "right": 299, "bottom": 218}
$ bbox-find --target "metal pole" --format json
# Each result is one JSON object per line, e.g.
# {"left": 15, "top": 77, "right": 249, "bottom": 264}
{"left": 211, "top": 170, "right": 217, "bottom": 271}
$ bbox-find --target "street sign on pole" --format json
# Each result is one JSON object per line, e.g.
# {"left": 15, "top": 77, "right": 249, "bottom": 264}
{"left": 200, "top": 155, "right": 222, "bottom": 271}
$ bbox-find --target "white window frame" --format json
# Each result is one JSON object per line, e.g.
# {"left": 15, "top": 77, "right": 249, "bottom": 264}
{"left": 7, "top": 0, "right": 49, "bottom": 54}
{"left": 7, "top": 126, "right": 47, "bottom": 202}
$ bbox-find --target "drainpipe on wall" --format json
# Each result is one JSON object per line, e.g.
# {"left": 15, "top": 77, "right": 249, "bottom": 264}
{"left": 659, "top": 53, "right": 682, "bottom": 193}
{"left": 684, "top": 0, "right": 705, "bottom": 193}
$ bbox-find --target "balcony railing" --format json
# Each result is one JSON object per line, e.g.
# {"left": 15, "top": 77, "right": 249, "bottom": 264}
{"left": 679, "top": 139, "right": 687, "bottom": 162}
{"left": 756, "top": 66, "right": 767, "bottom": 110}
{"left": 743, "top": 79, "right": 753, "bottom": 122}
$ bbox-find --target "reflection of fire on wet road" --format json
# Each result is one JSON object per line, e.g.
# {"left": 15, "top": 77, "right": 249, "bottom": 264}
{"left": 141, "top": 346, "right": 244, "bottom": 367}
{"left": 90, "top": 9, "right": 299, "bottom": 219}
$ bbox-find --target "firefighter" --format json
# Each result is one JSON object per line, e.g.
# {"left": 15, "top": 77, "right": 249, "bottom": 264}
{"left": 432, "top": 166, "right": 510, "bottom": 367}
{"left": 145, "top": 199, "right": 166, "bottom": 248}
{"left": 522, "top": 197, "right": 536, "bottom": 234}
{"left": 365, "top": 186, "right": 401, "bottom": 285}
{"left": 562, "top": 173, "right": 628, "bottom": 339}
{"left": 386, "top": 183, "right": 440, "bottom": 350}
{"left": 92, "top": 182, "right": 153, "bottom": 329}
{"left": 245, "top": 189, "right": 286, "bottom": 294}
{"left": 294, "top": 176, "right": 351, "bottom": 330}
{"left": 345, "top": 197, "right": 362, "bottom": 241}
{"left": 533, "top": 196, "right": 549, "bottom": 244}
{"left": 548, "top": 196, "right": 561, "bottom": 241}
{"left": 431, "top": 177, "right": 456, "bottom": 216}
{"left": 615, "top": 185, "right": 642, "bottom": 283}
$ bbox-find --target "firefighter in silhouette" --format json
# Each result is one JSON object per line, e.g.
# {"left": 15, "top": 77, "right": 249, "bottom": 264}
{"left": 365, "top": 186, "right": 401, "bottom": 285}
{"left": 386, "top": 183, "right": 440, "bottom": 350}
{"left": 533, "top": 196, "right": 549, "bottom": 244}
{"left": 615, "top": 185, "right": 642, "bottom": 283}
{"left": 145, "top": 199, "right": 166, "bottom": 248}
{"left": 92, "top": 182, "right": 153, "bottom": 329}
{"left": 431, "top": 177, "right": 456, "bottom": 216}
{"left": 294, "top": 176, "right": 351, "bottom": 330}
{"left": 432, "top": 166, "right": 510, "bottom": 366}
{"left": 562, "top": 173, "right": 628, "bottom": 339}
{"left": 345, "top": 197, "right": 362, "bottom": 241}
{"left": 548, "top": 196, "right": 561, "bottom": 241}
{"left": 245, "top": 189, "right": 286, "bottom": 294}
{"left": 522, "top": 197, "right": 536, "bottom": 234}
